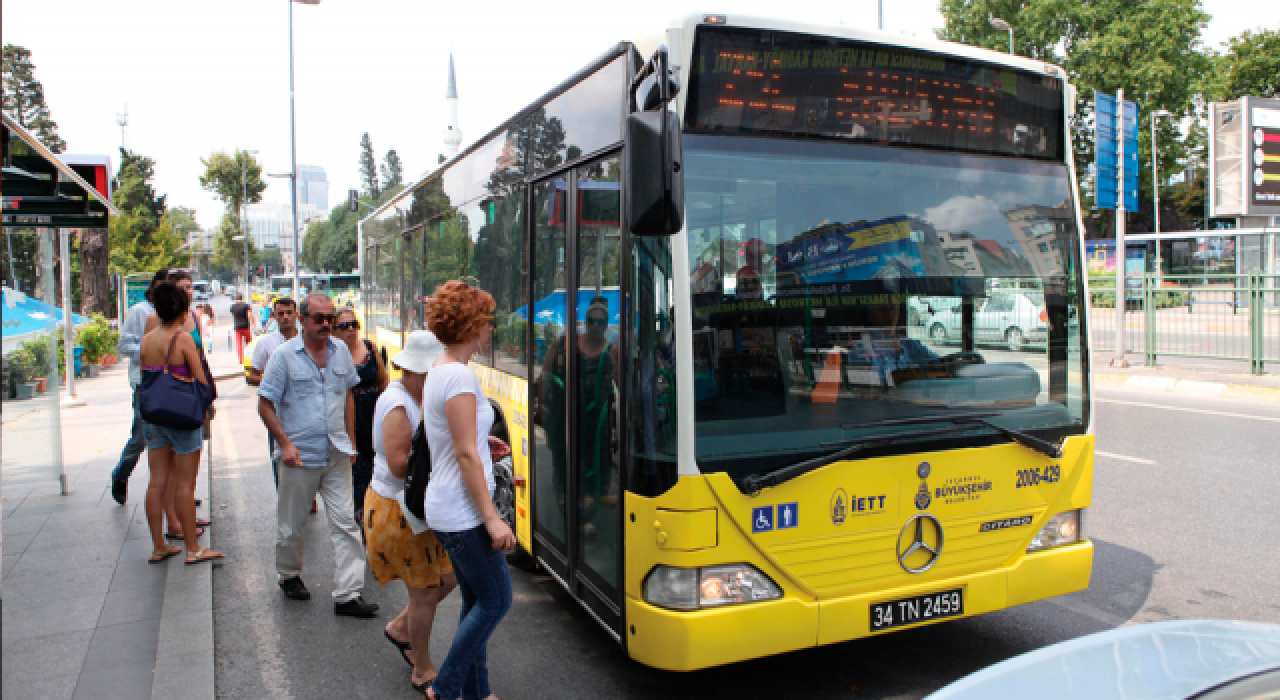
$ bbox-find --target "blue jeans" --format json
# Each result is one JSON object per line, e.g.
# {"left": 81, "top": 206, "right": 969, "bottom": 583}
{"left": 111, "top": 388, "right": 146, "bottom": 483}
{"left": 432, "top": 525, "right": 513, "bottom": 700}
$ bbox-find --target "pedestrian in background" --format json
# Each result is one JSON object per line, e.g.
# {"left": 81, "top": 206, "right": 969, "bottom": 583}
{"left": 197, "top": 304, "right": 215, "bottom": 354}
{"left": 230, "top": 293, "right": 256, "bottom": 363}
{"left": 333, "top": 306, "right": 388, "bottom": 525}
{"left": 257, "top": 292, "right": 378, "bottom": 617}
{"left": 138, "top": 281, "right": 222, "bottom": 565}
{"left": 249, "top": 297, "right": 300, "bottom": 490}
{"left": 363, "top": 330, "right": 455, "bottom": 692}
{"left": 421, "top": 280, "right": 514, "bottom": 700}
{"left": 111, "top": 268, "right": 169, "bottom": 505}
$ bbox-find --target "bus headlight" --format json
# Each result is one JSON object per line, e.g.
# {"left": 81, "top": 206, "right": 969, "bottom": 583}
{"left": 1027, "top": 510, "right": 1082, "bottom": 552}
{"left": 643, "top": 564, "right": 782, "bottom": 610}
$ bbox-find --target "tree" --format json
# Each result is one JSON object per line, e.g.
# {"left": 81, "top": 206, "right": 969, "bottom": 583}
{"left": 381, "top": 149, "right": 405, "bottom": 191}
{"left": 359, "top": 133, "right": 381, "bottom": 200}
{"left": 1213, "top": 29, "right": 1280, "bottom": 99}
{"left": 199, "top": 150, "right": 266, "bottom": 244}
{"left": 212, "top": 213, "right": 257, "bottom": 276}
{"left": 78, "top": 227, "right": 111, "bottom": 314}
{"left": 2, "top": 45, "right": 67, "bottom": 153}
{"left": 108, "top": 148, "right": 189, "bottom": 275}
{"left": 937, "top": 0, "right": 1213, "bottom": 234}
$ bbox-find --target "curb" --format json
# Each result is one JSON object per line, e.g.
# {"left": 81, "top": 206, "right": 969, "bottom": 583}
{"left": 1095, "top": 373, "right": 1280, "bottom": 402}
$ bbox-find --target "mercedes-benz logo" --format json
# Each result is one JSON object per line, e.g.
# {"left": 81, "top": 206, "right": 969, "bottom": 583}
{"left": 896, "top": 514, "right": 944, "bottom": 573}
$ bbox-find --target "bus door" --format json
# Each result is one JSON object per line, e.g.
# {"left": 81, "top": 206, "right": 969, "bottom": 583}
{"left": 530, "top": 155, "right": 625, "bottom": 637}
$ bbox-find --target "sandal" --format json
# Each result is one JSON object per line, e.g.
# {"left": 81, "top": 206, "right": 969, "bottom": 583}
{"left": 185, "top": 548, "right": 225, "bottom": 565}
{"left": 411, "top": 674, "right": 439, "bottom": 693}
{"left": 165, "top": 527, "right": 204, "bottom": 540}
{"left": 149, "top": 545, "right": 182, "bottom": 563}
{"left": 385, "top": 629, "right": 413, "bottom": 668}
{"left": 195, "top": 518, "right": 212, "bottom": 527}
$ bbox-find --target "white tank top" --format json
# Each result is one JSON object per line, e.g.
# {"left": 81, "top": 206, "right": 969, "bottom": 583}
{"left": 370, "top": 381, "right": 422, "bottom": 499}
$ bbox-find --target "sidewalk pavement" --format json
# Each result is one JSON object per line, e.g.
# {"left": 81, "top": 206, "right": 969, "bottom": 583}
{"left": 2, "top": 337, "right": 244, "bottom": 700}
{"left": 1095, "top": 353, "right": 1280, "bottom": 402}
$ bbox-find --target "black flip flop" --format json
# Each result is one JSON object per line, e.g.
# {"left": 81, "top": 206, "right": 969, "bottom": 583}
{"left": 164, "top": 527, "right": 204, "bottom": 540}
{"left": 384, "top": 629, "right": 413, "bottom": 668}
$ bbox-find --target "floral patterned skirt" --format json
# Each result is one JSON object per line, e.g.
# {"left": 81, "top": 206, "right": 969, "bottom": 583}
{"left": 363, "top": 487, "right": 452, "bottom": 588}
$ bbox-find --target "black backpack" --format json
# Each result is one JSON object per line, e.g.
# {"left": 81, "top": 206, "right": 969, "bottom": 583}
{"left": 402, "top": 423, "right": 432, "bottom": 521}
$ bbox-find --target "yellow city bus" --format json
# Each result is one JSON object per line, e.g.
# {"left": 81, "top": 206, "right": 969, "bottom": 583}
{"left": 358, "top": 14, "right": 1093, "bottom": 671}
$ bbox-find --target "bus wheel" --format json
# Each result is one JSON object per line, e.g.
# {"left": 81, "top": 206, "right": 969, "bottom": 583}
{"left": 1006, "top": 327, "right": 1025, "bottom": 352}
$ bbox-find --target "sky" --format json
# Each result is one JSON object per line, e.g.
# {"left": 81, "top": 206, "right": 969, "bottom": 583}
{"left": 4, "top": 0, "right": 1275, "bottom": 231}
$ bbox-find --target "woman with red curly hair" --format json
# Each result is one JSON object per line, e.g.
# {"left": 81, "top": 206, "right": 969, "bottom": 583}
{"left": 421, "top": 280, "right": 514, "bottom": 700}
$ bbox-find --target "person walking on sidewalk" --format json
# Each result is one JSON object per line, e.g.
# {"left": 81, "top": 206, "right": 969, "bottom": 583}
{"left": 112, "top": 268, "right": 169, "bottom": 505}
{"left": 257, "top": 292, "right": 378, "bottom": 617}
{"left": 230, "top": 293, "right": 257, "bottom": 363}
{"left": 422, "top": 280, "right": 514, "bottom": 700}
{"left": 363, "top": 330, "right": 455, "bottom": 691}
{"left": 334, "top": 306, "right": 388, "bottom": 525}
{"left": 249, "top": 296, "right": 299, "bottom": 490}
{"left": 138, "top": 282, "right": 223, "bottom": 565}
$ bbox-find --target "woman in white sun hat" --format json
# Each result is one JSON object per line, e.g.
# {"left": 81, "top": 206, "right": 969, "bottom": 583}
{"left": 363, "top": 330, "right": 457, "bottom": 692}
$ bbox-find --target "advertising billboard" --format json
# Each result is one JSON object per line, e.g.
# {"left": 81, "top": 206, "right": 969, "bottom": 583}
{"left": 1211, "top": 96, "right": 1280, "bottom": 217}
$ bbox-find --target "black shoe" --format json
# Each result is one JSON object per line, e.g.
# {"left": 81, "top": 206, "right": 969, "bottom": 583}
{"left": 334, "top": 596, "right": 379, "bottom": 618}
{"left": 279, "top": 577, "right": 311, "bottom": 601}
{"left": 111, "top": 479, "right": 127, "bottom": 505}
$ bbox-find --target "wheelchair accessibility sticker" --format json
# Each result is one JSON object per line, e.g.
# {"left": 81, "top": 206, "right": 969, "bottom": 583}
{"left": 752, "top": 506, "right": 774, "bottom": 533}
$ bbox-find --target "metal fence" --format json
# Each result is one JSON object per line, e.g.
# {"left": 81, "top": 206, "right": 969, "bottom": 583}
{"left": 1087, "top": 273, "right": 1280, "bottom": 374}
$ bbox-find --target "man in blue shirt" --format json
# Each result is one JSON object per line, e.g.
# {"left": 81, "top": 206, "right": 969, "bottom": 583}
{"left": 257, "top": 293, "right": 377, "bottom": 617}
{"left": 111, "top": 269, "right": 169, "bottom": 505}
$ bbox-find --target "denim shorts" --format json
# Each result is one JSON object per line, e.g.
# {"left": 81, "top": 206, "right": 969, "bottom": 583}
{"left": 143, "top": 422, "right": 204, "bottom": 455}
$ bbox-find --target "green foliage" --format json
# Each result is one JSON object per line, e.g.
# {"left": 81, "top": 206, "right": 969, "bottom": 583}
{"left": 1089, "top": 278, "right": 1187, "bottom": 308}
{"left": 77, "top": 314, "right": 118, "bottom": 364}
{"left": 380, "top": 149, "right": 404, "bottom": 191}
{"left": 359, "top": 133, "right": 381, "bottom": 200}
{"left": 212, "top": 213, "right": 257, "bottom": 273}
{"left": 109, "top": 149, "right": 190, "bottom": 275}
{"left": 199, "top": 150, "right": 266, "bottom": 248}
{"left": 2, "top": 44, "right": 66, "bottom": 153}
{"left": 1212, "top": 29, "right": 1280, "bottom": 99}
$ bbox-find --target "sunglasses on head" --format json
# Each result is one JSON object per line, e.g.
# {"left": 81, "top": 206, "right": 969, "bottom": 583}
{"left": 307, "top": 313, "right": 336, "bottom": 325}
{"left": 335, "top": 320, "right": 360, "bottom": 331}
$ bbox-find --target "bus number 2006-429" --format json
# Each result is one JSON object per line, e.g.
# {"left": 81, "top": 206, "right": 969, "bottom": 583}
{"left": 870, "top": 589, "right": 964, "bottom": 631}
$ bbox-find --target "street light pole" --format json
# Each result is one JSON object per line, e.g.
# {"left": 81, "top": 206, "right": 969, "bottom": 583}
{"left": 286, "top": 0, "right": 319, "bottom": 301}
{"left": 989, "top": 15, "right": 1014, "bottom": 54}
{"left": 1151, "top": 110, "right": 1171, "bottom": 277}
{"left": 241, "top": 149, "right": 258, "bottom": 299}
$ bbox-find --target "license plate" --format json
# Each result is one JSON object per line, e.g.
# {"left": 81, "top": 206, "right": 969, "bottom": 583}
{"left": 870, "top": 589, "right": 964, "bottom": 631}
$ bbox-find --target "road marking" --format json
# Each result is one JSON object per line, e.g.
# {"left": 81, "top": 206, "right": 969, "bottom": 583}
{"left": 1097, "top": 397, "right": 1280, "bottom": 423}
{"left": 1095, "top": 451, "right": 1157, "bottom": 465}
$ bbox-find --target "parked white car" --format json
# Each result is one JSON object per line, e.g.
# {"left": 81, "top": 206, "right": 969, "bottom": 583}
{"left": 924, "top": 291, "right": 1048, "bottom": 352}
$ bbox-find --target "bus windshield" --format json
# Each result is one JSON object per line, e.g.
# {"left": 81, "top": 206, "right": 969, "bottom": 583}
{"left": 684, "top": 134, "right": 1087, "bottom": 481}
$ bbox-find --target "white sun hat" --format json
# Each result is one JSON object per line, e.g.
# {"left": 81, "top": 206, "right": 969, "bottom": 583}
{"left": 392, "top": 330, "right": 445, "bottom": 373}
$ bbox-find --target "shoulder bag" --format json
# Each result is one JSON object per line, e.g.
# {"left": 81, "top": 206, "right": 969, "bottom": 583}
{"left": 402, "top": 423, "right": 432, "bottom": 521}
{"left": 138, "top": 332, "right": 213, "bottom": 430}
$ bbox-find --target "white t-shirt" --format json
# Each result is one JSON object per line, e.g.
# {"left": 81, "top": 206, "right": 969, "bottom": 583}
{"left": 251, "top": 330, "right": 293, "bottom": 371}
{"left": 422, "top": 362, "right": 494, "bottom": 533}
{"left": 370, "top": 381, "right": 422, "bottom": 499}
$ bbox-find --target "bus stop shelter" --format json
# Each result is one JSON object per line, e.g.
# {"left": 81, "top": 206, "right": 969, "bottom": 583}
{"left": 3, "top": 112, "right": 119, "bottom": 493}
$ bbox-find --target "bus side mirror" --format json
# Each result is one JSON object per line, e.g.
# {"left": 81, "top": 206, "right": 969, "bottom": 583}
{"left": 627, "top": 110, "right": 683, "bottom": 236}
{"left": 627, "top": 45, "right": 684, "bottom": 237}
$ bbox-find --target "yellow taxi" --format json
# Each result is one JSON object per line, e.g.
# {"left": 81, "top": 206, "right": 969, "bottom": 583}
{"left": 241, "top": 318, "right": 277, "bottom": 381}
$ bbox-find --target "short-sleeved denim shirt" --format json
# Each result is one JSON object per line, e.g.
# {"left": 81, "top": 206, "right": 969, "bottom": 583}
{"left": 258, "top": 336, "right": 360, "bottom": 468}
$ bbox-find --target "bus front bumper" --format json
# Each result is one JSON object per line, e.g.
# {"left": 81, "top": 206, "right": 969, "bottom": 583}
{"left": 624, "top": 540, "right": 1092, "bottom": 671}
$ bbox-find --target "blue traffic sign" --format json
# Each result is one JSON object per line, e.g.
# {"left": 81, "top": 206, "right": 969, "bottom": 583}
{"left": 1095, "top": 90, "right": 1140, "bottom": 211}
{"left": 752, "top": 506, "right": 774, "bottom": 533}
{"left": 778, "top": 502, "right": 798, "bottom": 529}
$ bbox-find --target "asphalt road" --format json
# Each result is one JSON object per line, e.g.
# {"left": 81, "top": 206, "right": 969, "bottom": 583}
{"left": 208, "top": 380, "right": 1280, "bottom": 699}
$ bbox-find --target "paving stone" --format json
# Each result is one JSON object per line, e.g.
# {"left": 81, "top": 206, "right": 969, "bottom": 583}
{"left": 98, "top": 588, "right": 166, "bottom": 626}
{"left": 72, "top": 662, "right": 155, "bottom": 700}
{"left": 3, "top": 553, "right": 21, "bottom": 578}
{"left": 2, "top": 565, "right": 115, "bottom": 606}
{"left": 80, "top": 618, "right": 161, "bottom": 672}
{"left": 156, "top": 611, "right": 214, "bottom": 659}
{"left": 11, "top": 543, "right": 123, "bottom": 575}
{"left": 2, "top": 594, "right": 107, "bottom": 643}
{"left": 0, "top": 629, "right": 94, "bottom": 684}
{"left": 150, "top": 649, "right": 214, "bottom": 700}
{"left": 3, "top": 528, "right": 39, "bottom": 553}
{"left": 2, "top": 512, "right": 51, "bottom": 534}
{"left": 0, "top": 673, "right": 78, "bottom": 700}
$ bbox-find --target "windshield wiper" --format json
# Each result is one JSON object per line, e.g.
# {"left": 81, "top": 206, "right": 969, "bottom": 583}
{"left": 737, "top": 424, "right": 981, "bottom": 494}
{"left": 843, "top": 412, "right": 1063, "bottom": 459}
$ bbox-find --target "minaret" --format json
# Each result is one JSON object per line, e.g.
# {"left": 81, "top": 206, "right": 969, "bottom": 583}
{"left": 443, "top": 53, "right": 462, "bottom": 159}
